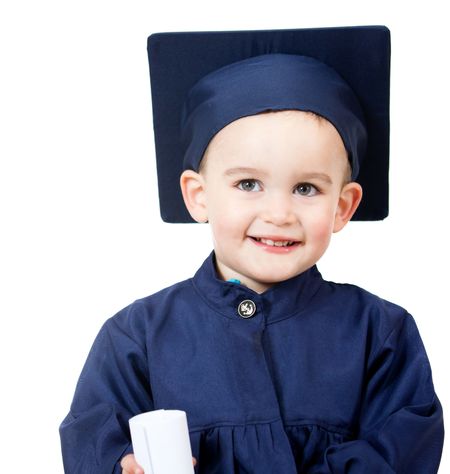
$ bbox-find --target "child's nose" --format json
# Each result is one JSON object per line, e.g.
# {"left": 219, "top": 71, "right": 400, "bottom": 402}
{"left": 260, "top": 192, "right": 297, "bottom": 226}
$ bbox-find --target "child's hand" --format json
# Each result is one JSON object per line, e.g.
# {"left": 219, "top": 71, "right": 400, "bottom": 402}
{"left": 120, "top": 453, "right": 197, "bottom": 473}
{"left": 121, "top": 454, "right": 144, "bottom": 474}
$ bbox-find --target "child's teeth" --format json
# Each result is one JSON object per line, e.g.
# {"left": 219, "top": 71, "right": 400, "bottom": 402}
{"left": 259, "top": 238, "right": 293, "bottom": 247}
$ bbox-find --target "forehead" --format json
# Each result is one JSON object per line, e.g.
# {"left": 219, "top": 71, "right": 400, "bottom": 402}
{"left": 201, "top": 110, "right": 348, "bottom": 174}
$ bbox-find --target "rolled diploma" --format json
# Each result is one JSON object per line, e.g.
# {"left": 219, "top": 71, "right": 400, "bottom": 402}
{"left": 129, "top": 409, "right": 194, "bottom": 474}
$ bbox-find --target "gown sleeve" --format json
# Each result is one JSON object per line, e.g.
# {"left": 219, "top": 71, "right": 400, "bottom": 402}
{"left": 59, "top": 310, "right": 153, "bottom": 474}
{"left": 311, "top": 311, "right": 444, "bottom": 474}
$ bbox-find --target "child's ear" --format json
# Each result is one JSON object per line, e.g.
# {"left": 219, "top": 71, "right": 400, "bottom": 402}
{"left": 333, "top": 182, "right": 363, "bottom": 233}
{"left": 179, "top": 170, "right": 208, "bottom": 223}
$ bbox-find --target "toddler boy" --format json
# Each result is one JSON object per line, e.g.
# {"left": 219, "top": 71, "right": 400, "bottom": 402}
{"left": 60, "top": 26, "right": 444, "bottom": 473}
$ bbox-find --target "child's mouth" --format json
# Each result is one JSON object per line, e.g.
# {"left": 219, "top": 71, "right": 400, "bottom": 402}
{"left": 250, "top": 236, "right": 299, "bottom": 247}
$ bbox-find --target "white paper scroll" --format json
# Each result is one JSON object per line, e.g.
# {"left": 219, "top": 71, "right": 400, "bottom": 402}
{"left": 129, "top": 409, "right": 194, "bottom": 474}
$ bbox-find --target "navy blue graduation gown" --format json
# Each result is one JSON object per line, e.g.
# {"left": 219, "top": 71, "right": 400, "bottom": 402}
{"left": 59, "top": 252, "right": 444, "bottom": 473}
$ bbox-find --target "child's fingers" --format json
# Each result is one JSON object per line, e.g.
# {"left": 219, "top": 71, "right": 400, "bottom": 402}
{"left": 120, "top": 453, "right": 196, "bottom": 472}
{"left": 120, "top": 453, "right": 144, "bottom": 474}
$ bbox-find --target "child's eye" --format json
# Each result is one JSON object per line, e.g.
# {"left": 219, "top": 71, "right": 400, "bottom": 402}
{"left": 294, "top": 183, "right": 319, "bottom": 196}
{"left": 237, "top": 179, "right": 262, "bottom": 192}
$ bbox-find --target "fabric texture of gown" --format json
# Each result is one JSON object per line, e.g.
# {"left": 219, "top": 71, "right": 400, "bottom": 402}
{"left": 59, "top": 251, "right": 444, "bottom": 473}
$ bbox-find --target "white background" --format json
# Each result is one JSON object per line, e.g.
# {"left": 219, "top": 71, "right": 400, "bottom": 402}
{"left": 1, "top": 0, "right": 448, "bottom": 472}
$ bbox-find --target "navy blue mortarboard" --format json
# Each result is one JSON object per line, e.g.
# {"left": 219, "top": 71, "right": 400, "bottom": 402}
{"left": 147, "top": 26, "right": 390, "bottom": 222}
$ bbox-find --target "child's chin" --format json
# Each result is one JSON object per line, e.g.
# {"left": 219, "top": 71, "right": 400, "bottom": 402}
{"left": 254, "top": 267, "right": 303, "bottom": 284}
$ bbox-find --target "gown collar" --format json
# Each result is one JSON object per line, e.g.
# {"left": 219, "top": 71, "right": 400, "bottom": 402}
{"left": 191, "top": 251, "right": 324, "bottom": 324}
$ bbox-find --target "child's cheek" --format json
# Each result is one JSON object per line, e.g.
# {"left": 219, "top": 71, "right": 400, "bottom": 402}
{"left": 209, "top": 206, "right": 240, "bottom": 239}
{"left": 308, "top": 215, "right": 334, "bottom": 245}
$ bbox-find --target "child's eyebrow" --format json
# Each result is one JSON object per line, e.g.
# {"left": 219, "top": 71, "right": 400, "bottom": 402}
{"left": 224, "top": 167, "right": 267, "bottom": 177}
{"left": 299, "top": 172, "right": 333, "bottom": 184}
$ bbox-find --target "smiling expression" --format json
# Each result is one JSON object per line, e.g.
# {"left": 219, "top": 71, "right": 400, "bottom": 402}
{"left": 181, "top": 110, "right": 362, "bottom": 293}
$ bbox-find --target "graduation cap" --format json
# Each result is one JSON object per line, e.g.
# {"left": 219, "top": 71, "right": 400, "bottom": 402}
{"left": 147, "top": 26, "right": 390, "bottom": 222}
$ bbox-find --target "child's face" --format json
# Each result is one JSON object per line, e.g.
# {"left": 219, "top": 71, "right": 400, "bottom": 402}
{"left": 181, "top": 110, "right": 362, "bottom": 293}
